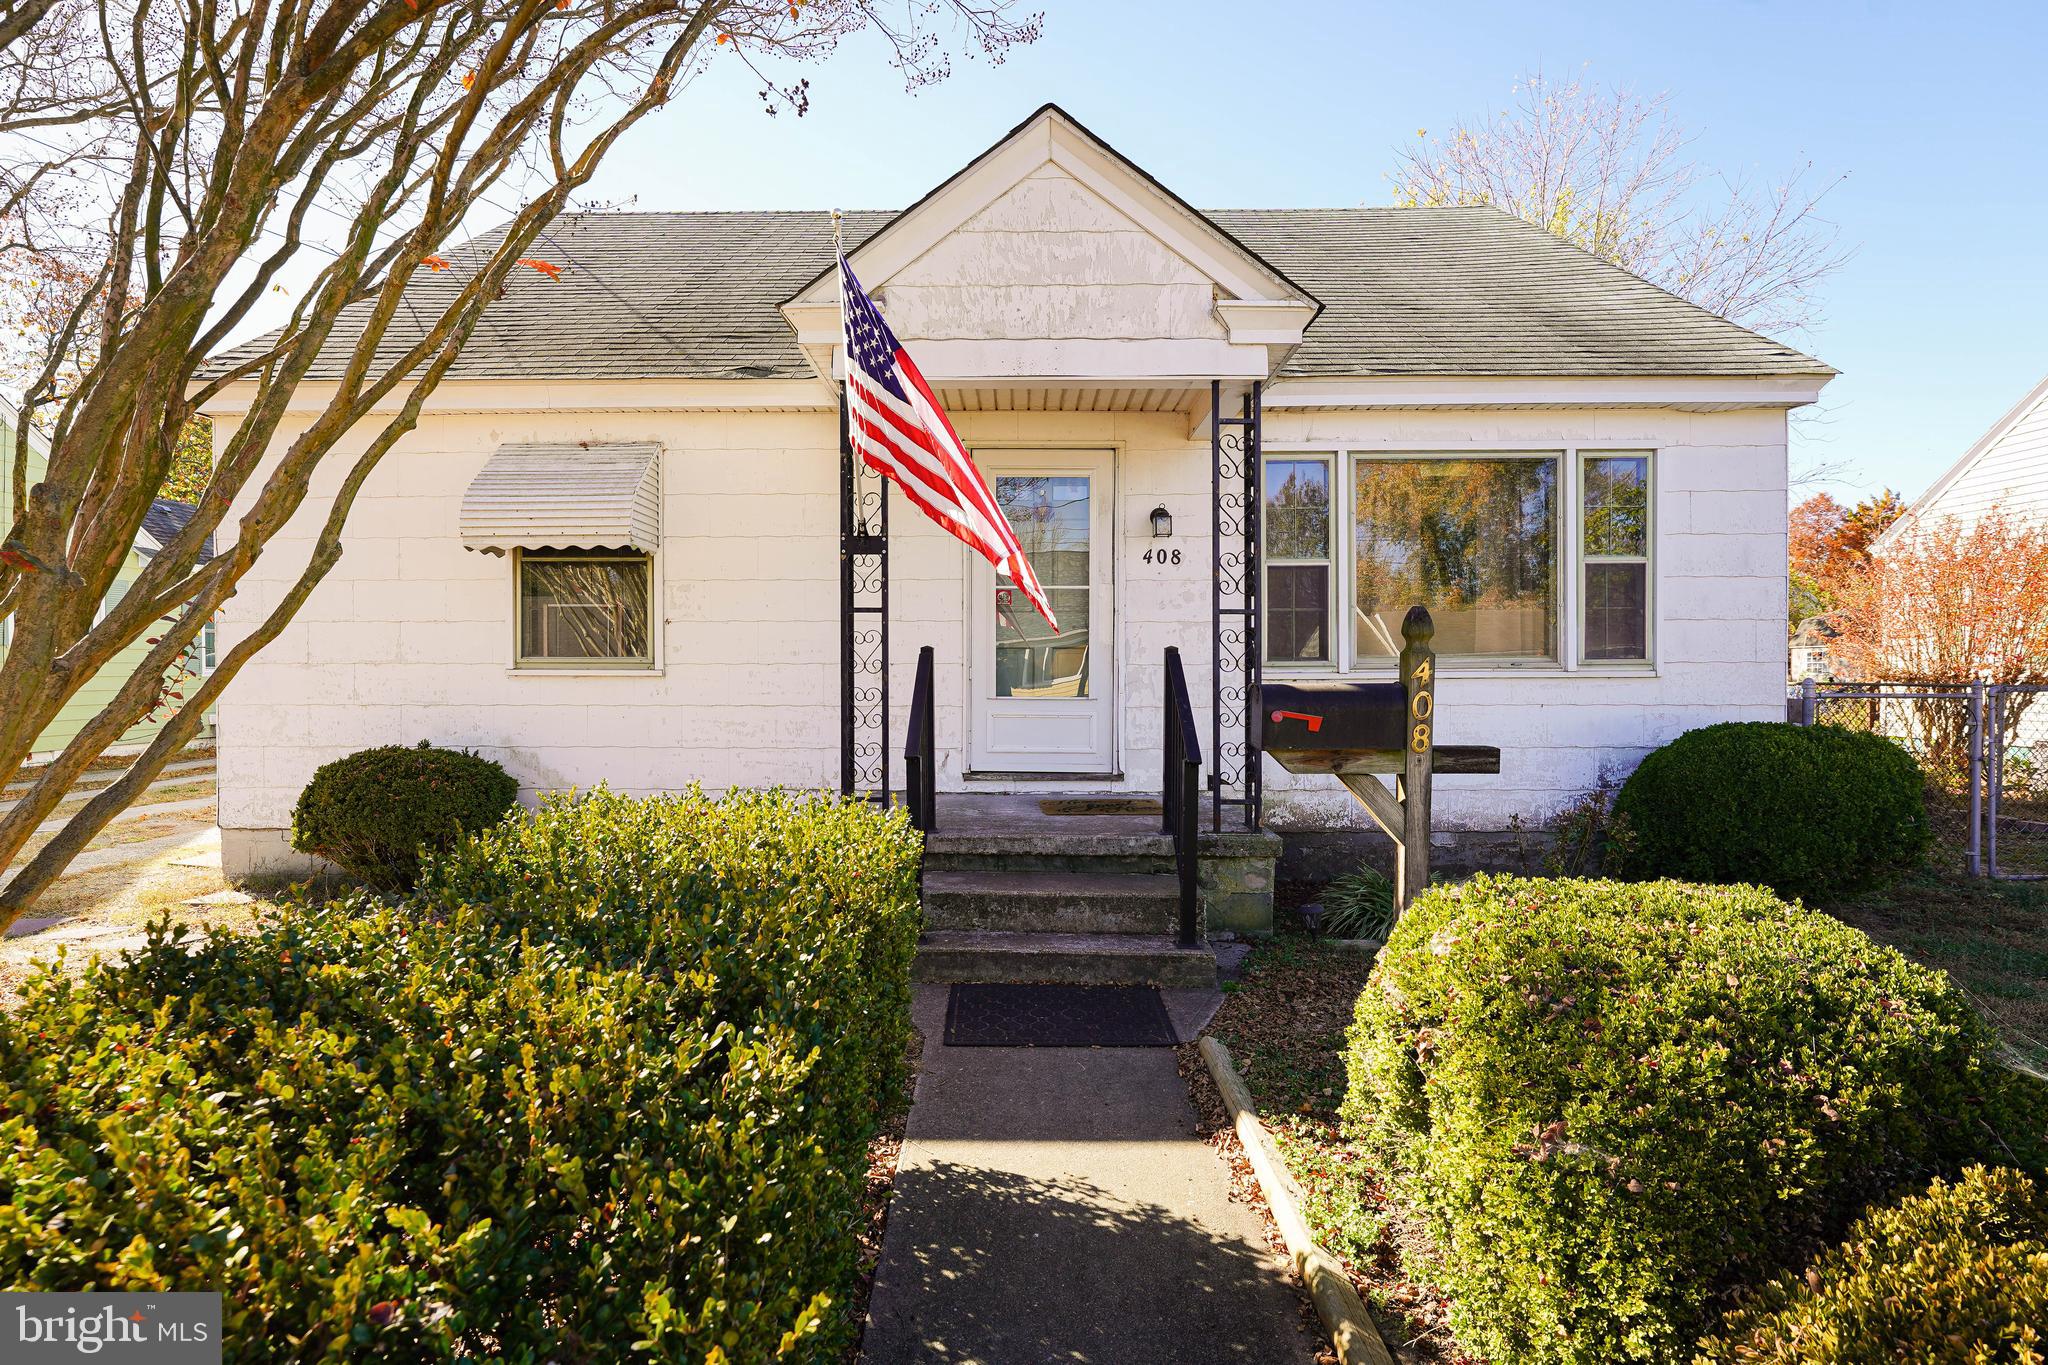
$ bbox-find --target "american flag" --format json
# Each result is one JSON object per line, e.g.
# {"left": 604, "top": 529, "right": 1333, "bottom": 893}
{"left": 840, "top": 254, "right": 1059, "bottom": 632}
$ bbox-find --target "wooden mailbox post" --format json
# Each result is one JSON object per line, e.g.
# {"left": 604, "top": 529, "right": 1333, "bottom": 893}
{"left": 1254, "top": 606, "right": 1500, "bottom": 916}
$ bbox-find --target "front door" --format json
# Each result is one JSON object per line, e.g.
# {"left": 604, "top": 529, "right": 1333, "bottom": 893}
{"left": 968, "top": 450, "right": 1116, "bottom": 775}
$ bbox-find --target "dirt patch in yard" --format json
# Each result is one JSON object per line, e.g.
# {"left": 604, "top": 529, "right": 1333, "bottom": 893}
{"left": 1183, "top": 936, "right": 1480, "bottom": 1365}
{"left": 41, "top": 779, "right": 217, "bottom": 825}
{"left": 0, "top": 846, "right": 271, "bottom": 1009}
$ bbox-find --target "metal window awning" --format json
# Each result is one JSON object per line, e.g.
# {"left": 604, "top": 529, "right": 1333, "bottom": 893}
{"left": 459, "top": 441, "right": 661, "bottom": 555}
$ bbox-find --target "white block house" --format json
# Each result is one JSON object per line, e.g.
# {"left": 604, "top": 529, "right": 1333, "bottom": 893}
{"left": 202, "top": 105, "right": 1831, "bottom": 913}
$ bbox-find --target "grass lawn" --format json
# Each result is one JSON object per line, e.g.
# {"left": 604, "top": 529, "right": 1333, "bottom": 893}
{"left": 1191, "top": 935, "right": 1480, "bottom": 1365}
{"left": 1819, "top": 863, "right": 2048, "bottom": 1074}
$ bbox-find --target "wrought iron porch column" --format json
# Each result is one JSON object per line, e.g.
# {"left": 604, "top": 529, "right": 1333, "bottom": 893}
{"left": 839, "top": 389, "right": 891, "bottom": 801}
{"left": 1210, "top": 378, "right": 1263, "bottom": 830}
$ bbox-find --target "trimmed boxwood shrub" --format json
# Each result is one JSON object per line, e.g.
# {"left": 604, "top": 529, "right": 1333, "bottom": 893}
{"left": 291, "top": 741, "right": 520, "bottom": 888}
{"left": 1343, "top": 874, "right": 2047, "bottom": 1365}
{"left": 0, "top": 788, "right": 922, "bottom": 1363}
{"left": 1698, "top": 1164, "right": 2048, "bottom": 1364}
{"left": 1611, "top": 721, "right": 1930, "bottom": 901}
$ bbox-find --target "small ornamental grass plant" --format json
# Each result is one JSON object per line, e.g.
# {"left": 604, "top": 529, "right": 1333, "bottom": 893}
{"left": 1698, "top": 1164, "right": 2048, "bottom": 1364}
{"left": 1343, "top": 873, "right": 2047, "bottom": 1365}
{"left": 0, "top": 787, "right": 923, "bottom": 1364}
{"left": 1319, "top": 863, "right": 1397, "bottom": 941}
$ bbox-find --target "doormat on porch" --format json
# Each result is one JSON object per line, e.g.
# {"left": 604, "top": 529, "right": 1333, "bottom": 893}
{"left": 943, "top": 983, "right": 1177, "bottom": 1048}
{"left": 1037, "top": 797, "right": 1164, "bottom": 816}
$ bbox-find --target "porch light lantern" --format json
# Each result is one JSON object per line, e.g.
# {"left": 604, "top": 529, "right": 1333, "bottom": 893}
{"left": 1149, "top": 505, "right": 1173, "bottom": 538}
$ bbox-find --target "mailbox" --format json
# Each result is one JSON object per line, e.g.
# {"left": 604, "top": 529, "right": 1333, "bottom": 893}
{"left": 1255, "top": 677, "right": 1501, "bottom": 778}
{"left": 1255, "top": 606, "right": 1500, "bottom": 918}
{"left": 1254, "top": 680, "right": 1408, "bottom": 756}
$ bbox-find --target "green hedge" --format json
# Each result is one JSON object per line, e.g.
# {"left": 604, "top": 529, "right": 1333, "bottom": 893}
{"left": 1343, "top": 874, "right": 2045, "bottom": 1365}
{"left": 0, "top": 788, "right": 923, "bottom": 1363}
{"left": 1698, "top": 1164, "right": 2048, "bottom": 1364}
{"left": 1611, "top": 722, "right": 1930, "bottom": 901}
{"left": 291, "top": 741, "right": 521, "bottom": 889}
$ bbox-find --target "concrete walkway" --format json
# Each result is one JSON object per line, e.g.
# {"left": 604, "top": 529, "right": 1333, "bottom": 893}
{"left": 860, "top": 985, "right": 1320, "bottom": 1365}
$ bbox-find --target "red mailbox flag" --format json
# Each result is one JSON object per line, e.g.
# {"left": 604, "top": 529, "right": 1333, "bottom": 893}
{"left": 838, "top": 252, "right": 1059, "bottom": 633}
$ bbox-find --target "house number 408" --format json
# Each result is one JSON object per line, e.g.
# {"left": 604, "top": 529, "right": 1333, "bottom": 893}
{"left": 1142, "top": 548, "right": 1183, "bottom": 566}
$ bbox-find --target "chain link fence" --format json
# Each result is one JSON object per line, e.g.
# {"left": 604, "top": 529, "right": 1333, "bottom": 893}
{"left": 1788, "top": 679, "right": 2048, "bottom": 879}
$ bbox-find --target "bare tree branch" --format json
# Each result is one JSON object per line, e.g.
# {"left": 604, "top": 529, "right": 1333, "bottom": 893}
{"left": 0, "top": 0, "right": 1043, "bottom": 922}
{"left": 1391, "top": 69, "right": 1851, "bottom": 337}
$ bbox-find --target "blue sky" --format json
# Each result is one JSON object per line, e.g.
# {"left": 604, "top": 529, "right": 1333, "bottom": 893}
{"left": 572, "top": 0, "right": 2046, "bottom": 506}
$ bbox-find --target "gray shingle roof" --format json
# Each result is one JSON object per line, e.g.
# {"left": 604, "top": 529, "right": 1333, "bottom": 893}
{"left": 140, "top": 498, "right": 216, "bottom": 563}
{"left": 1209, "top": 207, "right": 1831, "bottom": 379}
{"left": 203, "top": 205, "right": 1829, "bottom": 385}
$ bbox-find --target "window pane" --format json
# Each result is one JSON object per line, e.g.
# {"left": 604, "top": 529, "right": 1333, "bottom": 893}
{"left": 994, "top": 475, "right": 1090, "bottom": 698}
{"left": 998, "top": 476, "right": 1090, "bottom": 588}
{"left": 996, "top": 586, "right": 1089, "bottom": 697}
{"left": 1584, "top": 456, "right": 1648, "bottom": 557}
{"left": 1265, "top": 460, "right": 1330, "bottom": 560}
{"left": 1266, "top": 564, "right": 1329, "bottom": 663}
{"left": 1353, "top": 457, "right": 1556, "bottom": 660}
{"left": 1584, "top": 561, "right": 1648, "bottom": 661}
{"left": 520, "top": 554, "right": 650, "bottom": 661}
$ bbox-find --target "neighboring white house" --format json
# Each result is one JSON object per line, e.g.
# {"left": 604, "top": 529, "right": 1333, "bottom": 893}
{"left": 1789, "top": 616, "right": 1838, "bottom": 681}
{"left": 1875, "top": 372, "right": 2048, "bottom": 549}
{"left": 200, "top": 104, "right": 1832, "bottom": 891}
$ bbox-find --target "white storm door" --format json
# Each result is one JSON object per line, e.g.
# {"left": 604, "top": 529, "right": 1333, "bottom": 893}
{"left": 968, "top": 452, "right": 1116, "bottom": 774}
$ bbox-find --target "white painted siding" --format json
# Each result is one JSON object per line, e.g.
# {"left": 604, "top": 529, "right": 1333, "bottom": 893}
{"left": 1903, "top": 378, "right": 2048, "bottom": 531}
{"left": 210, "top": 398, "right": 1791, "bottom": 869}
{"left": 1257, "top": 405, "right": 1789, "bottom": 831}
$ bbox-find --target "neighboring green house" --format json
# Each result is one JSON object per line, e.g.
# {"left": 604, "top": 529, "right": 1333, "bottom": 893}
{"left": 1, "top": 399, "right": 214, "bottom": 760}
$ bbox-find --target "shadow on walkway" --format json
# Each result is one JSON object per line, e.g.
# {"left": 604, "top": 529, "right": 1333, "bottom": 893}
{"left": 862, "top": 1158, "right": 1315, "bottom": 1364}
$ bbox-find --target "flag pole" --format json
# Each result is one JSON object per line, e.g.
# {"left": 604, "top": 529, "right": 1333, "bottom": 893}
{"left": 833, "top": 209, "right": 861, "bottom": 538}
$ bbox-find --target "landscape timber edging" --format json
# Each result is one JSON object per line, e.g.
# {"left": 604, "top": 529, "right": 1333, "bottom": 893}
{"left": 1197, "top": 1036, "right": 1395, "bottom": 1365}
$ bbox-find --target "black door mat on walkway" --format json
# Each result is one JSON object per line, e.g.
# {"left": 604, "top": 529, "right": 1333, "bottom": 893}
{"left": 943, "top": 982, "right": 1178, "bottom": 1047}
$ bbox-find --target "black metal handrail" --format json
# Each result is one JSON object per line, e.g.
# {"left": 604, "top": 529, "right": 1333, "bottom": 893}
{"left": 904, "top": 645, "right": 936, "bottom": 835}
{"left": 1161, "top": 646, "right": 1202, "bottom": 946}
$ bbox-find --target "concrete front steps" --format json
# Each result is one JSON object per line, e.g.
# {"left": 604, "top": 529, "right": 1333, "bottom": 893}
{"left": 913, "top": 929, "right": 1218, "bottom": 988}
{"left": 907, "top": 793, "right": 1282, "bottom": 988}
{"left": 913, "top": 826, "right": 1218, "bottom": 988}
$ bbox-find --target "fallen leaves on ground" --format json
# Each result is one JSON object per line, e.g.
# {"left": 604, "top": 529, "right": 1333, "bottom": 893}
{"left": 1186, "top": 936, "right": 1483, "bottom": 1365}
{"left": 841, "top": 1025, "right": 921, "bottom": 1361}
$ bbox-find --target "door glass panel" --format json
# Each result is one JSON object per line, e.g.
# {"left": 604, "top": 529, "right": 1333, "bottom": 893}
{"left": 994, "top": 475, "right": 1089, "bottom": 697}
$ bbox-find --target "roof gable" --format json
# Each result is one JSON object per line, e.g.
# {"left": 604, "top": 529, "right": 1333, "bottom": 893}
{"left": 781, "top": 105, "right": 1319, "bottom": 384}
{"left": 1876, "top": 372, "right": 2048, "bottom": 549}
{"left": 787, "top": 104, "right": 1313, "bottom": 313}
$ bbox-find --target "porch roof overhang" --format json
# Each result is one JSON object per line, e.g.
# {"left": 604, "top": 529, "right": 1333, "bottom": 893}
{"left": 776, "top": 305, "right": 1314, "bottom": 395}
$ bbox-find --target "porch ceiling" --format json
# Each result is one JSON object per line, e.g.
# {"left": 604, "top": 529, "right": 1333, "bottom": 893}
{"left": 934, "top": 383, "right": 1205, "bottom": 413}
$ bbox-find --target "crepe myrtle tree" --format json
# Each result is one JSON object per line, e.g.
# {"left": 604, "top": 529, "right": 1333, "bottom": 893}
{"left": 0, "top": 0, "right": 1039, "bottom": 924}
